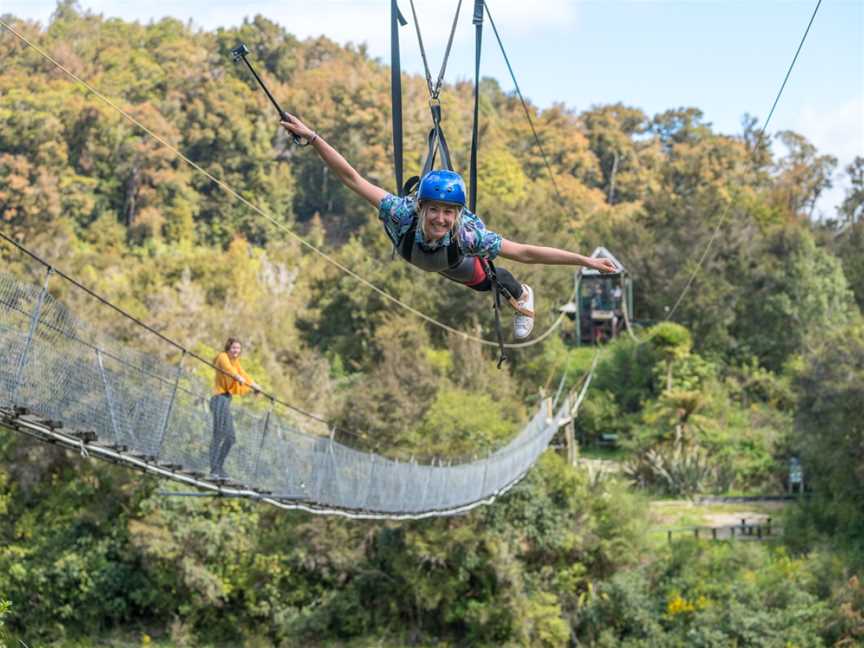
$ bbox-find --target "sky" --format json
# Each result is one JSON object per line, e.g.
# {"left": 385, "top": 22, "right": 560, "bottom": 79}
{"left": 4, "top": 0, "right": 863, "bottom": 218}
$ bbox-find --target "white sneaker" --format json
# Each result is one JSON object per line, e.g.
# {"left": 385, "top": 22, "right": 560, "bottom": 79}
{"left": 511, "top": 284, "right": 535, "bottom": 339}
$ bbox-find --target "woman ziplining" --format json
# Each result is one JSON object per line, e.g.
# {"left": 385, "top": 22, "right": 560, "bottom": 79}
{"left": 279, "top": 113, "right": 618, "bottom": 339}
{"left": 226, "top": 35, "right": 615, "bottom": 360}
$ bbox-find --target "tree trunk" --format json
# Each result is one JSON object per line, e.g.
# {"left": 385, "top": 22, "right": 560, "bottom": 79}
{"left": 607, "top": 150, "right": 620, "bottom": 205}
{"left": 124, "top": 162, "right": 141, "bottom": 227}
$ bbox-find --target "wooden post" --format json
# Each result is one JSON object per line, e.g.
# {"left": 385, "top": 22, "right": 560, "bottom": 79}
{"left": 564, "top": 419, "right": 577, "bottom": 466}
{"left": 694, "top": 528, "right": 699, "bottom": 540}
{"left": 575, "top": 274, "right": 582, "bottom": 344}
{"left": 626, "top": 278, "right": 634, "bottom": 328}
{"left": 667, "top": 530, "right": 672, "bottom": 543}
{"left": 766, "top": 518, "right": 772, "bottom": 536}
{"left": 607, "top": 150, "right": 620, "bottom": 204}
{"left": 711, "top": 528, "right": 717, "bottom": 540}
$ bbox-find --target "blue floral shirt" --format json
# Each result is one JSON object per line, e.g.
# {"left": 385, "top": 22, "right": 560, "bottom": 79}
{"left": 378, "top": 194, "right": 503, "bottom": 260}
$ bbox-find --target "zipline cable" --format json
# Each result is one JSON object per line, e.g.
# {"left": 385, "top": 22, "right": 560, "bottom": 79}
{"left": 0, "top": 19, "right": 562, "bottom": 351}
{"left": 664, "top": 0, "right": 822, "bottom": 322}
{"left": 468, "top": 0, "right": 484, "bottom": 213}
{"left": 484, "top": 3, "right": 570, "bottom": 215}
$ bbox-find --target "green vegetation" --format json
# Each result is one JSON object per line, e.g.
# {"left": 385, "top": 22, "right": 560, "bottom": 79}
{"left": 576, "top": 542, "right": 857, "bottom": 647}
{"left": 0, "top": 3, "right": 861, "bottom": 645}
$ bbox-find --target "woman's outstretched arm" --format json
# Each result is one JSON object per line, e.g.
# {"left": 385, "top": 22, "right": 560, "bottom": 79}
{"left": 280, "top": 114, "right": 387, "bottom": 208}
{"left": 498, "top": 239, "right": 618, "bottom": 273}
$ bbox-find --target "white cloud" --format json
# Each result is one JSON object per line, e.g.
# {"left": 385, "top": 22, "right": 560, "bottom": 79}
{"left": 795, "top": 96, "right": 864, "bottom": 166}
{"left": 793, "top": 96, "right": 864, "bottom": 218}
{"left": 224, "top": 1, "right": 579, "bottom": 47}
{"left": 4, "top": 1, "right": 578, "bottom": 52}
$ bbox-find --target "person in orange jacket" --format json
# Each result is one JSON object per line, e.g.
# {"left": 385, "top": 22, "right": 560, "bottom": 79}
{"left": 210, "top": 337, "right": 261, "bottom": 479}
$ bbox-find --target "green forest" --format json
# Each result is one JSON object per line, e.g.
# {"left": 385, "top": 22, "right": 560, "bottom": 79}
{"left": 1, "top": 3, "right": 863, "bottom": 646}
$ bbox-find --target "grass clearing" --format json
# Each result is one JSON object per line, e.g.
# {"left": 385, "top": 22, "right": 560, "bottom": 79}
{"left": 646, "top": 499, "right": 788, "bottom": 547}
{"left": 577, "top": 445, "right": 631, "bottom": 461}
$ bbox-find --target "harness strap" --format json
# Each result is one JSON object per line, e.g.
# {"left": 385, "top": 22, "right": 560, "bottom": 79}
{"left": 407, "top": 0, "right": 464, "bottom": 100}
{"left": 469, "top": 0, "right": 484, "bottom": 212}
{"left": 421, "top": 102, "right": 454, "bottom": 175}
{"left": 407, "top": 0, "right": 435, "bottom": 97}
{"left": 402, "top": 106, "right": 456, "bottom": 198}
{"left": 390, "top": 1, "right": 408, "bottom": 195}
{"left": 434, "top": 0, "right": 464, "bottom": 97}
{"left": 402, "top": 175, "right": 420, "bottom": 196}
{"left": 404, "top": 0, "right": 460, "bottom": 178}
{"left": 399, "top": 220, "right": 416, "bottom": 260}
{"left": 467, "top": 3, "right": 510, "bottom": 367}
{"left": 483, "top": 259, "right": 509, "bottom": 368}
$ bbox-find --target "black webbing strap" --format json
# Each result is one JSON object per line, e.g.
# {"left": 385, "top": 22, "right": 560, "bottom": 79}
{"left": 471, "top": 2, "right": 505, "bottom": 366}
{"left": 401, "top": 102, "right": 454, "bottom": 198}
{"left": 469, "top": 0, "right": 484, "bottom": 212}
{"left": 390, "top": 0, "right": 408, "bottom": 195}
{"left": 447, "top": 235, "right": 460, "bottom": 267}
{"left": 402, "top": 175, "right": 420, "bottom": 196}
{"left": 400, "top": 220, "right": 418, "bottom": 260}
{"left": 421, "top": 102, "right": 454, "bottom": 175}
{"left": 434, "top": 0, "right": 464, "bottom": 97}
{"left": 482, "top": 259, "right": 510, "bottom": 368}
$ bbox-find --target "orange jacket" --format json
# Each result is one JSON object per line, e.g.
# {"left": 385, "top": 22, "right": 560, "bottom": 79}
{"left": 213, "top": 352, "right": 253, "bottom": 396}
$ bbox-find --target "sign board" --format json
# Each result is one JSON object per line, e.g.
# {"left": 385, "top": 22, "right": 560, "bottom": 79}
{"left": 789, "top": 457, "right": 803, "bottom": 485}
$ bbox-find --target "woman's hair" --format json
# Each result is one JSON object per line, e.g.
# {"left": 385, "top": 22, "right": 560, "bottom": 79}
{"left": 223, "top": 337, "right": 242, "bottom": 353}
{"left": 418, "top": 202, "right": 463, "bottom": 241}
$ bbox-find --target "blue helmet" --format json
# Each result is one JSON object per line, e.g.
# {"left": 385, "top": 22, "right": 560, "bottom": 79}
{"left": 417, "top": 170, "right": 466, "bottom": 207}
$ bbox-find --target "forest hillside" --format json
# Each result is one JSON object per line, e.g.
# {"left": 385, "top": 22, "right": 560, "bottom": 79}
{"left": 0, "top": 4, "right": 862, "bottom": 646}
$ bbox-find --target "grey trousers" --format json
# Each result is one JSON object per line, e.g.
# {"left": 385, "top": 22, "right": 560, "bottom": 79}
{"left": 209, "top": 394, "right": 235, "bottom": 475}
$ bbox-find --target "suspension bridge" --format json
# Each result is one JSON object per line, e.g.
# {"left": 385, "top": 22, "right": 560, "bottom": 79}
{"left": 0, "top": 265, "right": 594, "bottom": 520}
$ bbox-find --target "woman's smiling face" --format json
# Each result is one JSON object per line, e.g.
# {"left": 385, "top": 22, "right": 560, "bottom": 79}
{"left": 422, "top": 201, "right": 461, "bottom": 241}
